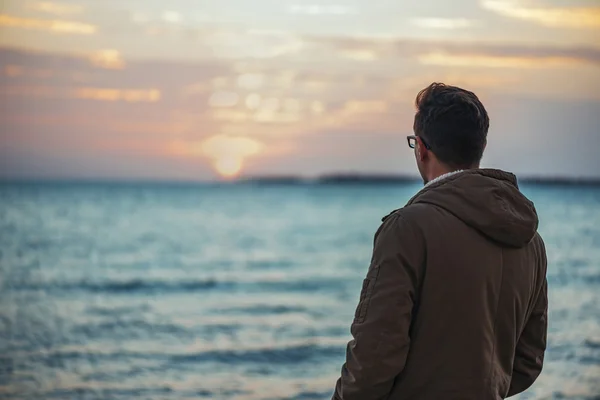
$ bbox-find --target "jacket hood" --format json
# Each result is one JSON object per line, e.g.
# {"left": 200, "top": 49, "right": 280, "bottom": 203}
{"left": 406, "top": 169, "right": 539, "bottom": 247}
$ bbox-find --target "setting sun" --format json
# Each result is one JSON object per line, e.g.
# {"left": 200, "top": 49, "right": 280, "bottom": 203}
{"left": 169, "top": 135, "right": 263, "bottom": 178}
{"left": 201, "top": 135, "right": 263, "bottom": 178}
{"left": 213, "top": 156, "right": 243, "bottom": 178}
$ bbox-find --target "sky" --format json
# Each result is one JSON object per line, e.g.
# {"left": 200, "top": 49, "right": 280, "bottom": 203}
{"left": 0, "top": 0, "right": 599, "bottom": 181}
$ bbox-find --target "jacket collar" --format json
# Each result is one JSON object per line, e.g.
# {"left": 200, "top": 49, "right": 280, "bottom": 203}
{"left": 408, "top": 168, "right": 519, "bottom": 206}
{"left": 381, "top": 169, "right": 519, "bottom": 222}
{"left": 424, "top": 170, "right": 465, "bottom": 188}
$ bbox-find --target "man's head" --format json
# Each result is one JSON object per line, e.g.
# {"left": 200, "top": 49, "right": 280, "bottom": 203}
{"left": 410, "top": 82, "right": 489, "bottom": 184}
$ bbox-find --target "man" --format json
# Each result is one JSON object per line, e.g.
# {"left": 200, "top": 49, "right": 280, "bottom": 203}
{"left": 332, "top": 83, "right": 548, "bottom": 400}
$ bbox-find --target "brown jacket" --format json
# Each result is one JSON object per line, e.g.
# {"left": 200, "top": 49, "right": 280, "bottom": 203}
{"left": 333, "top": 169, "right": 548, "bottom": 400}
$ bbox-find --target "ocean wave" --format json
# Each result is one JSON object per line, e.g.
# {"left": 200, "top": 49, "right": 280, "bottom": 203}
{"left": 41, "top": 387, "right": 176, "bottom": 399}
{"left": 71, "top": 320, "right": 193, "bottom": 341}
{"left": 8, "top": 277, "right": 345, "bottom": 295}
{"left": 10, "top": 278, "right": 221, "bottom": 294}
{"left": 86, "top": 304, "right": 151, "bottom": 317}
{"left": 212, "top": 305, "right": 308, "bottom": 315}
{"left": 24, "top": 342, "right": 344, "bottom": 369}
{"left": 584, "top": 339, "right": 600, "bottom": 349}
{"left": 170, "top": 343, "right": 342, "bottom": 365}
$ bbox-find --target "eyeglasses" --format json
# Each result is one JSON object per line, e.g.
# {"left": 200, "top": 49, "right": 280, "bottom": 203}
{"left": 407, "top": 135, "right": 432, "bottom": 150}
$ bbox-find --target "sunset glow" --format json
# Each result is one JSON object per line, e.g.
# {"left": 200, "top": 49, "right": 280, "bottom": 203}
{"left": 0, "top": 0, "right": 598, "bottom": 180}
{"left": 213, "top": 157, "right": 244, "bottom": 178}
{"left": 202, "top": 135, "right": 263, "bottom": 178}
{"left": 0, "top": 14, "right": 96, "bottom": 34}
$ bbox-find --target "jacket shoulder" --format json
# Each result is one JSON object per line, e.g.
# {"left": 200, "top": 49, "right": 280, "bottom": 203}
{"left": 376, "top": 204, "right": 434, "bottom": 247}
{"left": 381, "top": 203, "right": 435, "bottom": 224}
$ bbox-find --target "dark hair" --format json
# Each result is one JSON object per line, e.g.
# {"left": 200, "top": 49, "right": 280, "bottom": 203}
{"left": 413, "top": 82, "right": 489, "bottom": 169}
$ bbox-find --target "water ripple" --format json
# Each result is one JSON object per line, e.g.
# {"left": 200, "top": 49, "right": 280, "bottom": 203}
{"left": 1, "top": 183, "right": 599, "bottom": 400}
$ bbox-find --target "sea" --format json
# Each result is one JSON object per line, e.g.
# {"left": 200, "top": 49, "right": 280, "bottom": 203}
{"left": 1, "top": 181, "right": 599, "bottom": 400}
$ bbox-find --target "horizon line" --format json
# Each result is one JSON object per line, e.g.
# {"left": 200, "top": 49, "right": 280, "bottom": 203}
{"left": 1, "top": 172, "right": 600, "bottom": 186}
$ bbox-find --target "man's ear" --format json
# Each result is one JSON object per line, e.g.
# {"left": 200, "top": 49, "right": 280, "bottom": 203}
{"left": 417, "top": 139, "right": 428, "bottom": 161}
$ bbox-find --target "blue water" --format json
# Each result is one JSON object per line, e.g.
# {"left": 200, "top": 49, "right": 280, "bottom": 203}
{"left": 1, "top": 182, "right": 599, "bottom": 400}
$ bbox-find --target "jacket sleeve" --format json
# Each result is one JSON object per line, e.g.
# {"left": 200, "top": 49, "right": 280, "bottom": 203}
{"left": 333, "top": 212, "right": 424, "bottom": 400}
{"left": 507, "top": 245, "right": 548, "bottom": 397}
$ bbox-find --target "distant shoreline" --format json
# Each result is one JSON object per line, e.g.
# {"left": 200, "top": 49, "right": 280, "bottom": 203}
{"left": 2, "top": 174, "right": 600, "bottom": 186}
{"left": 239, "top": 174, "right": 419, "bottom": 185}
{"left": 239, "top": 174, "right": 600, "bottom": 186}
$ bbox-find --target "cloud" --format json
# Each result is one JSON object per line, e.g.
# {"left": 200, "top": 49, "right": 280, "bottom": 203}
{"left": 162, "top": 11, "right": 182, "bottom": 24}
{"left": 442, "top": 42, "right": 600, "bottom": 64}
{"left": 28, "top": 2, "right": 84, "bottom": 17}
{"left": 411, "top": 18, "right": 476, "bottom": 30}
{"left": 0, "top": 14, "right": 96, "bottom": 35}
{"left": 0, "top": 38, "right": 598, "bottom": 181}
{"left": 0, "top": 46, "right": 228, "bottom": 139}
{"left": 3, "top": 64, "right": 54, "bottom": 79}
{"left": 307, "top": 35, "right": 600, "bottom": 67}
{"left": 288, "top": 5, "right": 358, "bottom": 15}
{"left": 482, "top": 0, "right": 600, "bottom": 29}
{"left": 0, "top": 85, "right": 160, "bottom": 102}
{"left": 339, "top": 49, "right": 380, "bottom": 61}
{"left": 88, "top": 49, "right": 126, "bottom": 70}
{"left": 73, "top": 87, "right": 160, "bottom": 102}
{"left": 0, "top": 46, "right": 228, "bottom": 92}
{"left": 209, "top": 91, "right": 240, "bottom": 107}
{"left": 418, "top": 52, "right": 586, "bottom": 68}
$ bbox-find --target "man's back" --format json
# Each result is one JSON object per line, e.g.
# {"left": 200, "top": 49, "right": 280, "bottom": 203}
{"left": 333, "top": 169, "right": 548, "bottom": 400}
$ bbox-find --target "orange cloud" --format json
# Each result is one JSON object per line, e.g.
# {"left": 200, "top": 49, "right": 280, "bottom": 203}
{"left": 0, "top": 14, "right": 96, "bottom": 35}
{"left": 28, "top": 2, "right": 84, "bottom": 16}
{"left": 482, "top": 1, "right": 600, "bottom": 29}
{"left": 340, "top": 49, "right": 380, "bottom": 61}
{"left": 342, "top": 100, "right": 388, "bottom": 114}
{"left": 1, "top": 85, "right": 160, "bottom": 102}
{"left": 0, "top": 113, "right": 187, "bottom": 143}
{"left": 418, "top": 52, "right": 584, "bottom": 68}
{"left": 307, "top": 35, "right": 600, "bottom": 67}
{"left": 4, "top": 64, "right": 54, "bottom": 78}
{"left": 73, "top": 87, "right": 160, "bottom": 102}
{"left": 88, "top": 50, "right": 126, "bottom": 70}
